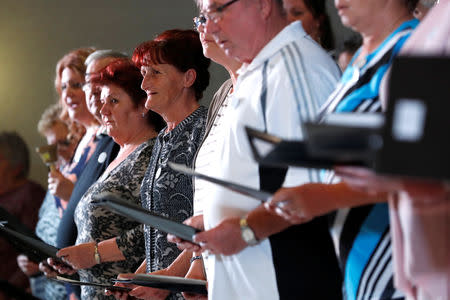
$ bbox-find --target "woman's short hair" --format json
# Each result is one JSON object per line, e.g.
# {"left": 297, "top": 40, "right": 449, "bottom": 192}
{"left": 132, "top": 29, "right": 211, "bottom": 101}
{"left": 303, "top": 0, "right": 335, "bottom": 51}
{"left": 90, "top": 58, "right": 165, "bottom": 132}
{"left": 0, "top": 131, "right": 30, "bottom": 179}
{"left": 37, "top": 103, "right": 65, "bottom": 137}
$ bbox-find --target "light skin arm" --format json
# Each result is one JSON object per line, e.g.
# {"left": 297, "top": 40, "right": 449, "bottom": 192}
{"left": 182, "top": 252, "right": 207, "bottom": 300}
{"left": 55, "top": 237, "right": 125, "bottom": 271}
{"left": 265, "top": 181, "right": 388, "bottom": 224}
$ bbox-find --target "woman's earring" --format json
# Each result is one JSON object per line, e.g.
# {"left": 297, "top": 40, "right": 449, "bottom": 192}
{"left": 142, "top": 112, "right": 146, "bottom": 118}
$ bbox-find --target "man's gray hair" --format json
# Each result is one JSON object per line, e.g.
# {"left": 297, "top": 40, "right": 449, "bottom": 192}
{"left": 0, "top": 131, "right": 30, "bottom": 178}
{"left": 193, "top": 0, "right": 285, "bottom": 14}
{"left": 84, "top": 49, "right": 128, "bottom": 66}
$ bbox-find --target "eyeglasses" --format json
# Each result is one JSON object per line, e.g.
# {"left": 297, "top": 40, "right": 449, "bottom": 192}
{"left": 193, "top": 0, "right": 239, "bottom": 30}
{"left": 193, "top": 15, "right": 207, "bottom": 31}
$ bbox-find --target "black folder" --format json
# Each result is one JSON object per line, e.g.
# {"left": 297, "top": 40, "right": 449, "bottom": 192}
{"left": 168, "top": 162, "right": 273, "bottom": 202}
{"left": 0, "top": 222, "right": 60, "bottom": 262}
{"left": 246, "top": 57, "right": 450, "bottom": 180}
{"left": 374, "top": 56, "right": 450, "bottom": 180}
{"left": 113, "top": 274, "right": 207, "bottom": 295}
{"left": 91, "top": 193, "right": 200, "bottom": 243}
{"left": 52, "top": 276, "right": 131, "bottom": 292}
{"left": 245, "top": 126, "right": 375, "bottom": 169}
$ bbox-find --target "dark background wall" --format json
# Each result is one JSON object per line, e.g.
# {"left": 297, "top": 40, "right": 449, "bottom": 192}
{"left": 0, "top": 0, "right": 353, "bottom": 186}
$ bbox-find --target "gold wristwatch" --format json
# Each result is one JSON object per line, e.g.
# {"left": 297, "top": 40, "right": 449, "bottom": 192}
{"left": 240, "top": 217, "right": 259, "bottom": 246}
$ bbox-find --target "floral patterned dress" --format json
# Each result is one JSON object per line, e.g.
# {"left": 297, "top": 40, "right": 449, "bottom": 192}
{"left": 141, "top": 106, "right": 207, "bottom": 300}
{"left": 74, "top": 138, "right": 155, "bottom": 300}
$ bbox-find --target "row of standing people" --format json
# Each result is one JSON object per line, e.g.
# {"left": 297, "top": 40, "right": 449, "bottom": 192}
{"left": 11, "top": 0, "right": 446, "bottom": 300}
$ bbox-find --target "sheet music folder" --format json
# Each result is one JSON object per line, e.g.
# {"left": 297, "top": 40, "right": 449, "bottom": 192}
{"left": 374, "top": 56, "right": 450, "bottom": 180}
{"left": 113, "top": 274, "right": 207, "bottom": 295}
{"left": 246, "top": 57, "right": 450, "bottom": 180}
{"left": 245, "top": 124, "right": 377, "bottom": 170}
{"left": 92, "top": 193, "right": 199, "bottom": 243}
{"left": 0, "top": 222, "right": 60, "bottom": 262}
{"left": 168, "top": 162, "right": 273, "bottom": 203}
{"left": 52, "top": 276, "right": 131, "bottom": 292}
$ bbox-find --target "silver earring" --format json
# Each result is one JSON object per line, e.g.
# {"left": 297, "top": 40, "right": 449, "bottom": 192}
{"left": 142, "top": 112, "right": 146, "bottom": 118}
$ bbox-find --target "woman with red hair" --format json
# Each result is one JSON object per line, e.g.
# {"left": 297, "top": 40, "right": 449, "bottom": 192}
{"left": 50, "top": 58, "right": 165, "bottom": 300}
{"left": 109, "top": 29, "right": 210, "bottom": 300}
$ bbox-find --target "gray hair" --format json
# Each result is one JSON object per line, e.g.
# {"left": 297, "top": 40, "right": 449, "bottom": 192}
{"left": 419, "top": 0, "right": 437, "bottom": 8}
{"left": 193, "top": 0, "right": 285, "bottom": 14}
{"left": 37, "top": 103, "right": 64, "bottom": 137}
{"left": 0, "top": 131, "right": 30, "bottom": 178}
{"left": 84, "top": 49, "right": 128, "bottom": 66}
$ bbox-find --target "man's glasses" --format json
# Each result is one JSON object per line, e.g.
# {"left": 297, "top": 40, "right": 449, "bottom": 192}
{"left": 193, "top": 0, "right": 239, "bottom": 31}
{"left": 193, "top": 15, "right": 207, "bottom": 31}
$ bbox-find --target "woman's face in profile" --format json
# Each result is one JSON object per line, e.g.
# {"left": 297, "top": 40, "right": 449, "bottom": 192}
{"left": 60, "top": 67, "right": 90, "bottom": 124}
{"left": 100, "top": 84, "right": 142, "bottom": 144}
{"left": 284, "top": 0, "right": 320, "bottom": 42}
{"left": 140, "top": 64, "right": 187, "bottom": 115}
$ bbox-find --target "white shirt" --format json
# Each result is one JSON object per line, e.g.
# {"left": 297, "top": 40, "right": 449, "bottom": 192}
{"left": 202, "top": 21, "right": 340, "bottom": 299}
{"left": 194, "top": 94, "right": 232, "bottom": 215}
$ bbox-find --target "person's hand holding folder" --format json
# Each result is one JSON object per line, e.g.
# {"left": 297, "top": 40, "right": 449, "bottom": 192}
{"left": 107, "top": 269, "right": 173, "bottom": 300}
{"left": 55, "top": 241, "right": 99, "bottom": 270}
{"left": 167, "top": 215, "right": 204, "bottom": 252}
{"left": 44, "top": 257, "right": 76, "bottom": 276}
{"left": 106, "top": 272, "right": 139, "bottom": 300}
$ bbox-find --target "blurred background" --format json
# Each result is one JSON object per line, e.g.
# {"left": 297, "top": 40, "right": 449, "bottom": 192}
{"left": 0, "top": 0, "right": 354, "bottom": 186}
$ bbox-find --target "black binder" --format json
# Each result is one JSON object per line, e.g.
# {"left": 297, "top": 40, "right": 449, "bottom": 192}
{"left": 245, "top": 124, "right": 376, "bottom": 170}
{"left": 168, "top": 162, "right": 273, "bottom": 202}
{"left": 374, "top": 56, "right": 450, "bottom": 180}
{"left": 113, "top": 274, "right": 207, "bottom": 295}
{"left": 246, "top": 57, "right": 450, "bottom": 180}
{"left": 52, "top": 276, "right": 131, "bottom": 292}
{"left": 0, "top": 222, "right": 60, "bottom": 262}
{"left": 91, "top": 193, "right": 200, "bottom": 243}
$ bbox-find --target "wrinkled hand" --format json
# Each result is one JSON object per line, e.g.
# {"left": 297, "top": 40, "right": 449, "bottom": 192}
{"left": 48, "top": 169, "right": 74, "bottom": 201}
{"left": 193, "top": 217, "right": 246, "bottom": 256}
{"left": 167, "top": 215, "right": 204, "bottom": 252}
{"left": 182, "top": 259, "right": 207, "bottom": 300}
{"left": 105, "top": 273, "right": 137, "bottom": 300}
{"left": 264, "top": 184, "right": 326, "bottom": 224}
{"left": 17, "top": 255, "right": 40, "bottom": 276}
{"left": 128, "top": 269, "right": 171, "bottom": 300}
{"left": 56, "top": 242, "right": 97, "bottom": 270}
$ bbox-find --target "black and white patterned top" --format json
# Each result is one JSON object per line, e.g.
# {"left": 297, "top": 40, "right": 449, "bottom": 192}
{"left": 74, "top": 139, "right": 155, "bottom": 300}
{"left": 140, "top": 106, "right": 206, "bottom": 298}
